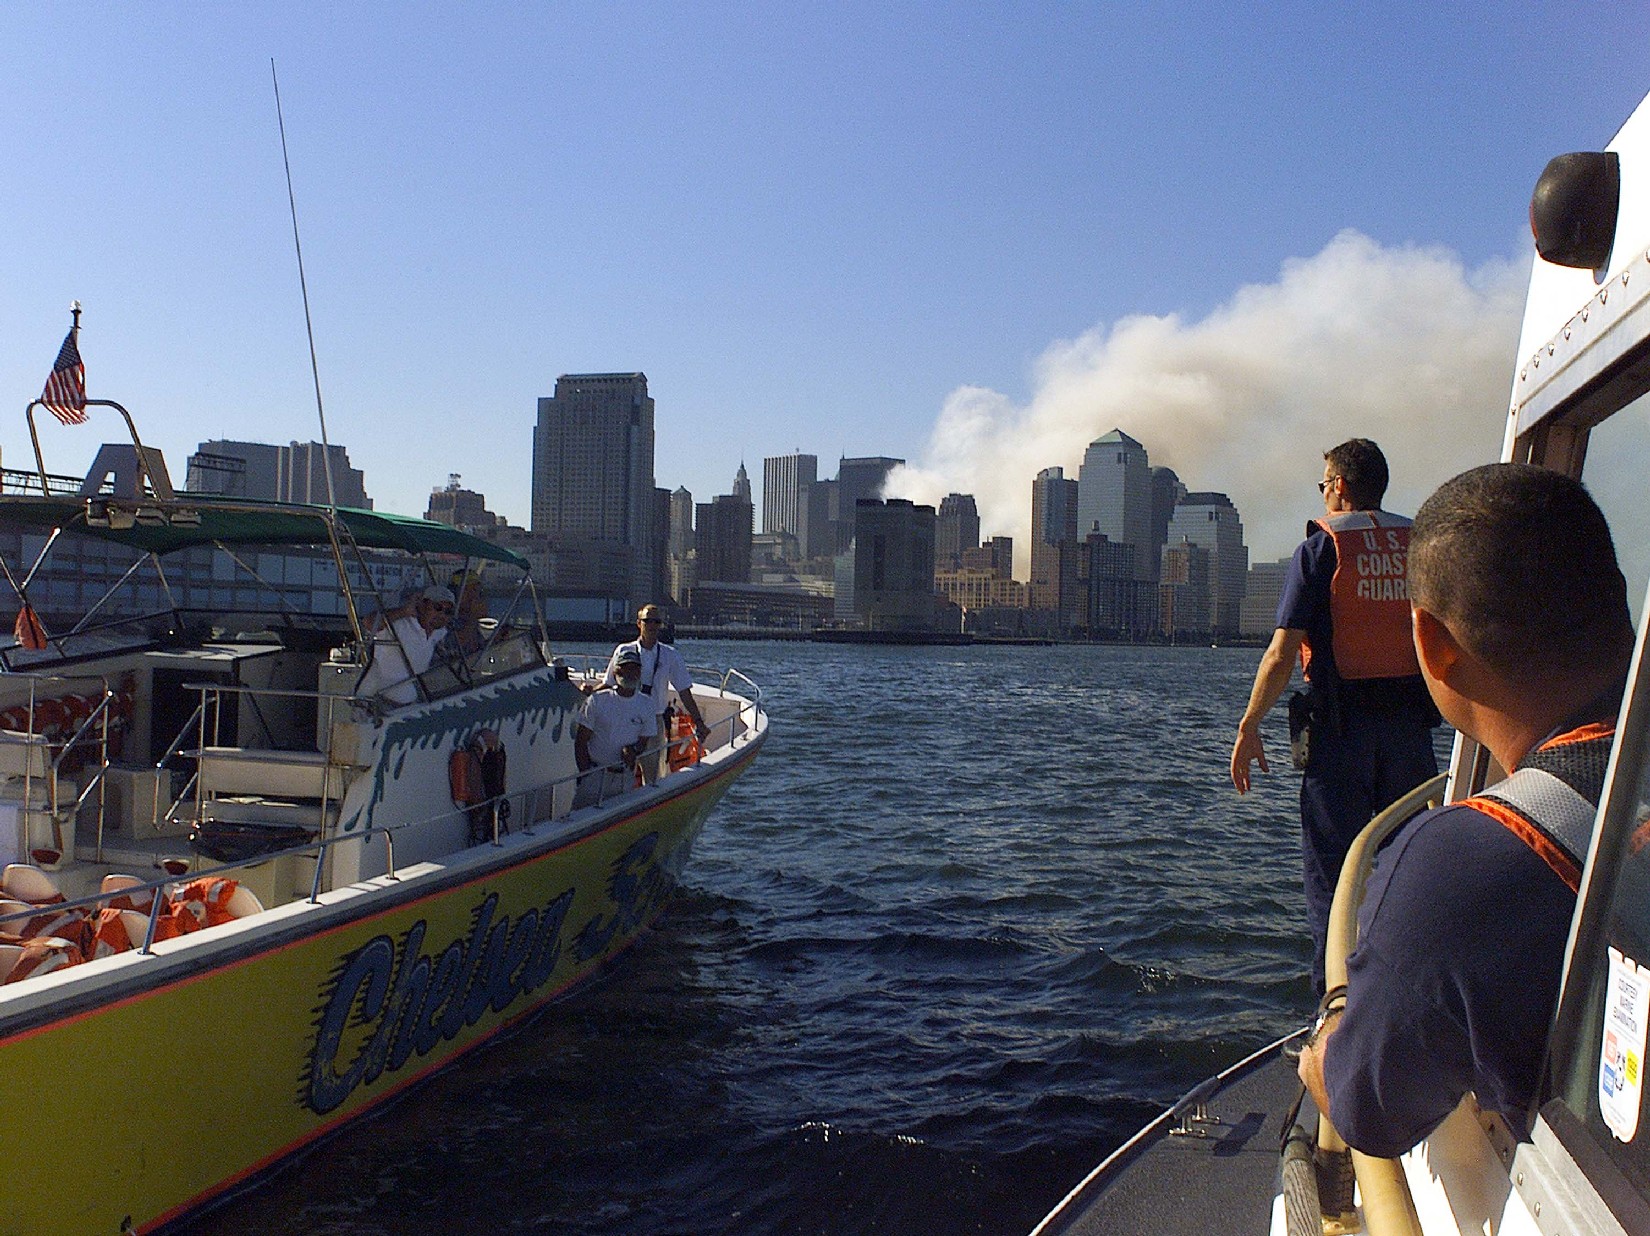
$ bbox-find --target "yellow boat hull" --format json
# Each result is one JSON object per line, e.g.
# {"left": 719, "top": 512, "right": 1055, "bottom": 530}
{"left": 0, "top": 747, "right": 758, "bottom": 1236}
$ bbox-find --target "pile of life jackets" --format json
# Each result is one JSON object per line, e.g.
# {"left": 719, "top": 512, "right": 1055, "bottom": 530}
{"left": 0, "top": 864, "right": 259, "bottom": 987}
{"left": 0, "top": 675, "right": 137, "bottom": 771}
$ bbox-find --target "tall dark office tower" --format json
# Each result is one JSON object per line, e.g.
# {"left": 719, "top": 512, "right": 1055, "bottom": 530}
{"left": 763, "top": 453, "right": 818, "bottom": 551}
{"left": 531, "top": 373, "right": 657, "bottom": 606}
{"left": 1150, "top": 466, "right": 1186, "bottom": 575}
{"left": 1031, "top": 466, "right": 1079, "bottom": 546}
{"left": 696, "top": 494, "right": 754, "bottom": 584}
{"left": 668, "top": 486, "right": 695, "bottom": 559}
{"left": 853, "top": 498, "right": 936, "bottom": 631}
{"left": 935, "top": 493, "right": 981, "bottom": 568}
{"left": 832, "top": 456, "right": 904, "bottom": 552}
{"left": 1030, "top": 466, "right": 1080, "bottom": 624}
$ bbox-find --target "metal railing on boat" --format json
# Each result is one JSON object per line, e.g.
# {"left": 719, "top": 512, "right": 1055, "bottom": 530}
{"left": 0, "top": 677, "right": 762, "bottom": 961}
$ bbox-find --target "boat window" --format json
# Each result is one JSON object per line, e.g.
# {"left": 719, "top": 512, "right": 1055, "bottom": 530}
{"left": 1545, "top": 649, "right": 1650, "bottom": 1206}
{"left": 1578, "top": 392, "right": 1650, "bottom": 625}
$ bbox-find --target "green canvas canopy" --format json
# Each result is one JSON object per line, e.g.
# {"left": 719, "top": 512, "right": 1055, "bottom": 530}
{"left": 0, "top": 495, "right": 529, "bottom": 571}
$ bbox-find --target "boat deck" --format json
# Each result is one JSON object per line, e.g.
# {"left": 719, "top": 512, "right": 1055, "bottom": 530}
{"left": 1035, "top": 1033, "right": 1306, "bottom": 1235}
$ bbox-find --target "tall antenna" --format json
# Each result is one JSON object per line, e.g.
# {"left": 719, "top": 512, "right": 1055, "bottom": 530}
{"left": 271, "top": 59, "right": 340, "bottom": 512}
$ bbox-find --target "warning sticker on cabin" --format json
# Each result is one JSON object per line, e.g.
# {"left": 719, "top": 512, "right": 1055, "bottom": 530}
{"left": 1600, "top": 947, "right": 1650, "bottom": 1142}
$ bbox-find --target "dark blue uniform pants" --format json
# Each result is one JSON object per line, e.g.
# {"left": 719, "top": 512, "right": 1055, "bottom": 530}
{"left": 1300, "top": 707, "right": 1438, "bottom": 995}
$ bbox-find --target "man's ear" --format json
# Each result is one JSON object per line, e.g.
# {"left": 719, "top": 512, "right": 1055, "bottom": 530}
{"left": 1412, "top": 606, "right": 1461, "bottom": 683}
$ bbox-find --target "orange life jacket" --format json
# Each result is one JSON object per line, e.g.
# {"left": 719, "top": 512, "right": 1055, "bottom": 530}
{"left": 169, "top": 878, "right": 244, "bottom": 929}
{"left": 667, "top": 712, "right": 703, "bottom": 772}
{"left": 88, "top": 908, "right": 153, "bottom": 959}
{"left": 2, "top": 935, "right": 81, "bottom": 984}
{"left": 1300, "top": 511, "right": 1419, "bottom": 681}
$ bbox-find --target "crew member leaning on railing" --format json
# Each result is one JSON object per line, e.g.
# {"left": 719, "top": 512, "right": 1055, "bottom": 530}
{"left": 573, "top": 645, "right": 655, "bottom": 808}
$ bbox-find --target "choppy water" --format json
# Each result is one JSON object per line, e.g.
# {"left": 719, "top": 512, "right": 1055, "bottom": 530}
{"left": 182, "top": 641, "right": 1335, "bottom": 1235}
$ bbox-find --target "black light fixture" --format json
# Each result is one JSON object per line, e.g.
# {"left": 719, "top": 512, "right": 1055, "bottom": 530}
{"left": 1530, "top": 151, "right": 1621, "bottom": 271}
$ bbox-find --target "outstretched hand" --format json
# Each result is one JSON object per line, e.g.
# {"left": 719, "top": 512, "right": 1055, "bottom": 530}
{"left": 1231, "top": 728, "right": 1268, "bottom": 794}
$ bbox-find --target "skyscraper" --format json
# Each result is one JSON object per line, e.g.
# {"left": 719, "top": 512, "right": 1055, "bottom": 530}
{"left": 1031, "top": 466, "right": 1078, "bottom": 547}
{"left": 1150, "top": 466, "right": 1186, "bottom": 575}
{"left": 1077, "top": 430, "right": 1153, "bottom": 581}
{"left": 832, "top": 456, "right": 904, "bottom": 552}
{"left": 695, "top": 494, "right": 753, "bottom": 585}
{"left": 668, "top": 486, "right": 695, "bottom": 559}
{"left": 1030, "top": 466, "right": 1080, "bottom": 626}
{"left": 1164, "top": 492, "right": 1248, "bottom": 635}
{"left": 732, "top": 462, "right": 752, "bottom": 509}
{"left": 852, "top": 498, "right": 936, "bottom": 632}
{"left": 935, "top": 493, "right": 981, "bottom": 568}
{"left": 531, "top": 373, "right": 657, "bottom": 606}
{"left": 763, "top": 453, "right": 817, "bottom": 555}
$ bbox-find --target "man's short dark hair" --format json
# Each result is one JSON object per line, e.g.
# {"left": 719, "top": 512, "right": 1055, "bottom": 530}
{"left": 1324, "top": 439, "right": 1389, "bottom": 509}
{"left": 1410, "top": 463, "right": 1632, "bottom": 681}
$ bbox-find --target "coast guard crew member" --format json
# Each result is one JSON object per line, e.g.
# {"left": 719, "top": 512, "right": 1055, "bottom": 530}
{"left": 1299, "top": 463, "right": 1633, "bottom": 1152}
{"left": 1230, "top": 439, "right": 1438, "bottom": 995}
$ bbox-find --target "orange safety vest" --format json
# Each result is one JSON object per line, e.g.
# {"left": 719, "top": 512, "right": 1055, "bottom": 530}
{"left": 1300, "top": 511, "right": 1420, "bottom": 682}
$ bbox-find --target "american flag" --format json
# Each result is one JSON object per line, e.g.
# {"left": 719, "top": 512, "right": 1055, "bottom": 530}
{"left": 41, "top": 321, "right": 87, "bottom": 425}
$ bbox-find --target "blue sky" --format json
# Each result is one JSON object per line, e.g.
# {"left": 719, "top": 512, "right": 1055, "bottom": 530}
{"left": 2, "top": 3, "right": 1646, "bottom": 560}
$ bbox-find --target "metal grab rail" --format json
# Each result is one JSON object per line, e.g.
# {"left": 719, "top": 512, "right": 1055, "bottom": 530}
{"left": 0, "top": 670, "right": 118, "bottom": 861}
{"left": 0, "top": 701, "right": 758, "bottom": 960}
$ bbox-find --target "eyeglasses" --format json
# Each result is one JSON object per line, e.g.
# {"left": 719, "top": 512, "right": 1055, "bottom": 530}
{"left": 640, "top": 617, "right": 663, "bottom": 625}
{"left": 425, "top": 602, "right": 455, "bottom": 615}
{"left": 1317, "top": 476, "right": 1341, "bottom": 494}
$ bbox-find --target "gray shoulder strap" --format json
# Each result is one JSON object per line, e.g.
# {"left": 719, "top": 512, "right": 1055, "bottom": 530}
{"left": 1481, "top": 766, "right": 1598, "bottom": 866}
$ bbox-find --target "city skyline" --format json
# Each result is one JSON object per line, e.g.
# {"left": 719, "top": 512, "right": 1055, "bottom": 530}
{"left": 4, "top": 8, "right": 1647, "bottom": 569}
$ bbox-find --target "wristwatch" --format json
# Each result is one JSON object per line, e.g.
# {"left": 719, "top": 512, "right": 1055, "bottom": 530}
{"left": 1307, "top": 1000, "right": 1345, "bottom": 1048}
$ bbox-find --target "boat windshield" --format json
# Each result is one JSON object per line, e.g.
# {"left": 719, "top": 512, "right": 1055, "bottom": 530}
{"left": 1543, "top": 644, "right": 1650, "bottom": 1211}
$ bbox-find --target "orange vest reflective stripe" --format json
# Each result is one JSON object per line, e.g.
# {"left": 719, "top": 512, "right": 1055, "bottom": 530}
{"left": 1302, "top": 511, "right": 1420, "bottom": 681}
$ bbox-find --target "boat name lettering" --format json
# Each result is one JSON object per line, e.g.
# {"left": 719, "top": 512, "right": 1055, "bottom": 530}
{"left": 306, "top": 886, "right": 575, "bottom": 1115}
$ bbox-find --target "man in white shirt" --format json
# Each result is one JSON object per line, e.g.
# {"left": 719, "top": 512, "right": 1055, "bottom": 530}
{"left": 594, "top": 603, "right": 709, "bottom": 780}
{"left": 575, "top": 646, "right": 657, "bottom": 806}
{"left": 355, "top": 584, "right": 455, "bottom": 707}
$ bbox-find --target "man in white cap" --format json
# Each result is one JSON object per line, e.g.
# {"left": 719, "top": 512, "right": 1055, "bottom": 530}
{"left": 594, "top": 603, "right": 708, "bottom": 780}
{"left": 574, "top": 644, "right": 657, "bottom": 806}
{"left": 355, "top": 583, "right": 455, "bottom": 707}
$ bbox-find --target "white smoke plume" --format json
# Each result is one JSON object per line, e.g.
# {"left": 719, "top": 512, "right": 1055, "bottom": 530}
{"left": 887, "top": 230, "right": 1527, "bottom": 575}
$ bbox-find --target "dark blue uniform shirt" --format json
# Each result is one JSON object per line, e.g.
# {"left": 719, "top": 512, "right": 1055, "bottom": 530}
{"left": 1275, "top": 528, "right": 1339, "bottom": 684}
{"left": 1322, "top": 801, "right": 1577, "bottom": 1155}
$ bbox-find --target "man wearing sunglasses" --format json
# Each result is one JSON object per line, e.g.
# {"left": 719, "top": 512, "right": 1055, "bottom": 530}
{"left": 356, "top": 583, "right": 457, "bottom": 707}
{"left": 1230, "top": 439, "right": 1438, "bottom": 996}
{"left": 595, "top": 603, "right": 709, "bottom": 782}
